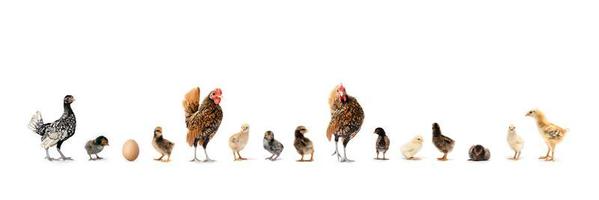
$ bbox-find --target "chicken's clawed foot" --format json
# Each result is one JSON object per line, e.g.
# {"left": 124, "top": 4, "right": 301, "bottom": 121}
{"left": 45, "top": 156, "right": 57, "bottom": 161}
{"left": 60, "top": 157, "right": 73, "bottom": 161}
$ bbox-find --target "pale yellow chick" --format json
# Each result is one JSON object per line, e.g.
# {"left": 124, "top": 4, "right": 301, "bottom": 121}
{"left": 229, "top": 123, "right": 250, "bottom": 161}
{"left": 507, "top": 124, "right": 523, "bottom": 160}
{"left": 401, "top": 135, "right": 423, "bottom": 160}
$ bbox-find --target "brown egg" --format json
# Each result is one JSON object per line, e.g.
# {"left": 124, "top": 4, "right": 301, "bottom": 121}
{"left": 122, "top": 139, "right": 139, "bottom": 161}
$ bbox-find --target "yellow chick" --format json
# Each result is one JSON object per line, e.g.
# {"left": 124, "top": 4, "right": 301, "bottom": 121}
{"left": 401, "top": 135, "right": 423, "bottom": 160}
{"left": 229, "top": 123, "right": 250, "bottom": 161}
{"left": 526, "top": 109, "right": 568, "bottom": 161}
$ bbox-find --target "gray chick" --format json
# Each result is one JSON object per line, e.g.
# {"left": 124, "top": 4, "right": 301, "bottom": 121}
{"left": 468, "top": 144, "right": 490, "bottom": 161}
{"left": 85, "top": 136, "right": 109, "bottom": 160}
{"left": 263, "top": 130, "right": 284, "bottom": 161}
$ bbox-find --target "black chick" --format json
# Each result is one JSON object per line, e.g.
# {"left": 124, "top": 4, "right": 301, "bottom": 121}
{"left": 85, "top": 136, "right": 109, "bottom": 160}
{"left": 294, "top": 126, "right": 314, "bottom": 162}
{"left": 153, "top": 126, "right": 174, "bottom": 162}
{"left": 28, "top": 95, "right": 76, "bottom": 161}
{"left": 468, "top": 144, "right": 490, "bottom": 161}
{"left": 432, "top": 123, "right": 455, "bottom": 161}
{"left": 374, "top": 127, "right": 390, "bottom": 160}
{"left": 263, "top": 130, "right": 284, "bottom": 161}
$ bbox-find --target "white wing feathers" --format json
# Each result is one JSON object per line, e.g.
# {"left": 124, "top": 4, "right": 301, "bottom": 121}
{"left": 41, "top": 132, "right": 62, "bottom": 149}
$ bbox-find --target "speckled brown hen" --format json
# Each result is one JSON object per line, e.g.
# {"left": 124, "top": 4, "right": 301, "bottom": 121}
{"left": 183, "top": 87, "right": 223, "bottom": 162}
{"left": 326, "top": 84, "right": 364, "bottom": 162}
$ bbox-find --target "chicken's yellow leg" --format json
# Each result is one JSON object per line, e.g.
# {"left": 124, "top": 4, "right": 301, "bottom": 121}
{"left": 546, "top": 143, "right": 556, "bottom": 161}
{"left": 540, "top": 144, "right": 550, "bottom": 159}
{"left": 154, "top": 154, "right": 164, "bottom": 161}
{"left": 238, "top": 151, "right": 246, "bottom": 160}
{"left": 438, "top": 153, "right": 448, "bottom": 161}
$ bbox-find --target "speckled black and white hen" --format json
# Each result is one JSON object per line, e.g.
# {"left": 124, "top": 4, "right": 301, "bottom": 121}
{"left": 28, "top": 95, "right": 76, "bottom": 161}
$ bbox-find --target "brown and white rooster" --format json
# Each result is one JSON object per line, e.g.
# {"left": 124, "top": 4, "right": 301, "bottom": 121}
{"left": 526, "top": 109, "right": 567, "bottom": 161}
{"left": 326, "top": 84, "right": 364, "bottom": 162}
{"left": 183, "top": 87, "right": 223, "bottom": 162}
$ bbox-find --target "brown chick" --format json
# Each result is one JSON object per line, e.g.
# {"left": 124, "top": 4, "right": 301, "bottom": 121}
{"left": 526, "top": 109, "right": 568, "bottom": 161}
{"left": 432, "top": 123, "right": 455, "bottom": 161}
{"left": 152, "top": 126, "right": 174, "bottom": 162}
{"left": 294, "top": 126, "right": 314, "bottom": 162}
{"left": 183, "top": 87, "right": 223, "bottom": 162}
{"left": 326, "top": 84, "right": 364, "bottom": 162}
{"left": 374, "top": 127, "right": 390, "bottom": 160}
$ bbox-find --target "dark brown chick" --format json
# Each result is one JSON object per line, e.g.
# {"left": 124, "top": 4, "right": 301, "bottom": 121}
{"left": 374, "top": 127, "right": 390, "bottom": 160}
{"left": 294, "top": 126, "right": 314, "bottom": 162}
{"left": 152, "top": 126, "right": 174, "bottom": 162}
{"left": 432, "top": 123, "right": 455, "bottom": 161}
{"left": 183, "top": 87, "right": 223, "bottom": 162}
{"left": 326, "top": 84, "right": 364, "bottom": 162}
{"left": 468, "top": 144, "right": 490, "bottom": 161}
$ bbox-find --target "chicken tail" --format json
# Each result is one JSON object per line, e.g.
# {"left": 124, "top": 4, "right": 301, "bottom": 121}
{"left": 326, "top": 123, "right": 334, "bottom": 141}
{"left": 28, "top": 111, "right": 44, "bottom": 136}
{"left": 328, "top": 85, "right": 339, "bottom": 111}
{"left": 186, "top": 129, "right": 200, "bottom": 147}
{"left": 167, "top": 141, "right": 175, "bottom": 152}
{"left": 183, "top": 87, "right": 201, "bottom": 125}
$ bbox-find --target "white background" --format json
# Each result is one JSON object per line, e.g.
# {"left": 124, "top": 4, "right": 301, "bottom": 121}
{"left": 1, "top": 1, "right": 597, "bottom": 199}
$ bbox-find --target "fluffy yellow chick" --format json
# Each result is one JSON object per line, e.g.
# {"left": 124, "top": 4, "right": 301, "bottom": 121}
{"left": 507, "top": 124, "right": 523, "bottom": 160}
{"left": 229, "top": 123, "right": 250, "bottom": 161}
{"left": 526, "top": 109, "right": 568, "bottom": 161}
{"left": 401, "top": 135, "right": 423, "bottom": 160}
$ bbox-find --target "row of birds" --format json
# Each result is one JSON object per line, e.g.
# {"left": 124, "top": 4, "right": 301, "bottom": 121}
{"left": 27, "top": 84, "right": 569, "bottom": 162}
